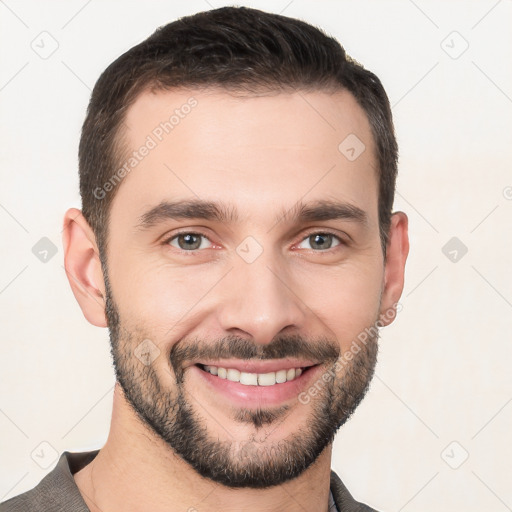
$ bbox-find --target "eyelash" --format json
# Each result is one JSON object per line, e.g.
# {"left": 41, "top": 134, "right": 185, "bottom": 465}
{"left": 162, "top": 229, "right": 346, "bottom": 255}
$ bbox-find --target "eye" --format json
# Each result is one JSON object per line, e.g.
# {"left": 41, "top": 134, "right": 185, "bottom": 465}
{"left": 167, "top": 232, "right": 212, "bottom": 251}
{"left": 296, "top": 232, "right": 342, "bottom": 251}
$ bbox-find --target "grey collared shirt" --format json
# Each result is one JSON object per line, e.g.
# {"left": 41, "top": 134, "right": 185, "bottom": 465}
{"left": 0, "top": 451, "right": 379, "bottom": 511}
{"left": 329, "top": 488, "right": 340, "bottom": 511}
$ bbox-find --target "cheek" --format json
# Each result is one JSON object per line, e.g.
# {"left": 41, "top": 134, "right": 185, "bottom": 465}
{"left": 299, "top": 263, "right": 383, "bottom": 350}
{"left": 110, "top": 255, "right": 225, "bottom": 334}
{"left": 109, "top": 239, "right": 384, "bottom": 353}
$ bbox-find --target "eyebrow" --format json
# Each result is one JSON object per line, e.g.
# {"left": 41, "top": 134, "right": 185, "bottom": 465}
{"left": 135, "top": 198, "right": 368, "bottom": 230}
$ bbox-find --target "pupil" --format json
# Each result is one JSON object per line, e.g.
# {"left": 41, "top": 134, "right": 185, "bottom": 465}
{"left": 312, "top": 234, "right": 331, "bottom": 250}
{"left": 180, "top": 234, "right": 199, "bottom": 249}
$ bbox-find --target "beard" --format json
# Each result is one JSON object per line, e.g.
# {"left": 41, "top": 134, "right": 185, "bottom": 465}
{"left": 103, "top": 271, "right": 379, "bottom": 489}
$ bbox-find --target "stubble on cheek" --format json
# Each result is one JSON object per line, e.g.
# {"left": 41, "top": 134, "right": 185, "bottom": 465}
{"left": 104, "top": 263, "right": 382, "bottom": 487}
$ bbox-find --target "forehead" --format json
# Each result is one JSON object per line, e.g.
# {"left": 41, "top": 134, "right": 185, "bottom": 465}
{"left": 111, "top": 88, "right": 378, "bottom": 227}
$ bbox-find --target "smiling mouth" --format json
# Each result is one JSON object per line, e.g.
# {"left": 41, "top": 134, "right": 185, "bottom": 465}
{"left": 196, "top": 363, "right": 315, "bottom": 386}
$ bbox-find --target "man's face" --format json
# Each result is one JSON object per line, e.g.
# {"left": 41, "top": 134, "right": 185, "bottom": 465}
{"left": 103, "top": 88, "right": 387, "bottom": 488}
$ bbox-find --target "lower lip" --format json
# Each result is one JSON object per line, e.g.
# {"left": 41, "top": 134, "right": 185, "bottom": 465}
{"left": 190, "top": 364, "right": 323, "bottom": 408}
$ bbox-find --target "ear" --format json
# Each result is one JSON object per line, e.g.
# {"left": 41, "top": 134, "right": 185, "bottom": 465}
{"left": 62, "top": 208, "right": 107, "bottom": 327}
{"left": 379, "top": 211, "right": 409, "bottom": 326}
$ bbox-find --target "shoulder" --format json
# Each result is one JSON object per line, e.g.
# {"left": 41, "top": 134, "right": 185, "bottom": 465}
{"left": 0, "top": 451, "right": 98, "bottom": 512}
{"left": 330, "top": 470, "right": 381, "bottom": 512}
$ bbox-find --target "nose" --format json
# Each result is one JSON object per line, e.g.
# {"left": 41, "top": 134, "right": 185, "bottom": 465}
{"left": 215, "top": 251, "right": 307, "bottom": 346}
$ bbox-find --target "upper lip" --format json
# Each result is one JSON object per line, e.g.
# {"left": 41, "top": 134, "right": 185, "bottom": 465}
{"left": 195, "top": 359, "right": 319, "bottom": 373}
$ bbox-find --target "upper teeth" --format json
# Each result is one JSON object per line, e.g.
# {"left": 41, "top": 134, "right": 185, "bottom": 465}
{"left": 203, "top": 365, "right": 303, "bottom": 386}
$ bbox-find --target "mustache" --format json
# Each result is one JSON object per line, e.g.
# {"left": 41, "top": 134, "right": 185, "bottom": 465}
{"left": 169, "top": 333, "right": 341, "bottom": 380}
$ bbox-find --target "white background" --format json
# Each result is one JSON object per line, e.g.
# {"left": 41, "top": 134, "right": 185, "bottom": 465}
{"left": 1, "top": 1, "right": 511, "bottom": 511}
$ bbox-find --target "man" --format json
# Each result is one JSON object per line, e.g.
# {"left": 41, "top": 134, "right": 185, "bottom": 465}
{"left": 1, "top": 6, "right": 408, "bottom": 512}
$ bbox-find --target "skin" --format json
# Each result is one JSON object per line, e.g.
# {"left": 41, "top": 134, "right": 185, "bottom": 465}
{"left": 62, "top": 88, "right": 409, "bottom": 512}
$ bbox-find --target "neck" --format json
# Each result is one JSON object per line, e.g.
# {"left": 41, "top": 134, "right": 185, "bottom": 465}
{"left": 74, "top": 383, "right": 333, "bottom": 512}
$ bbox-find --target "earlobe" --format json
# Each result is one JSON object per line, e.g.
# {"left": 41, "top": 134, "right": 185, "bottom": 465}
{"left": 379, "top": 211, "right": 409, "bottom": 327}
{"left": 62, "top": 208, "right": 108, "bottom": 327}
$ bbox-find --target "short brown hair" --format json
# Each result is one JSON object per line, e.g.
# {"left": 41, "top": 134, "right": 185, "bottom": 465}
{"left": 79, "top": 6, "right": 398, "bottom": 259}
